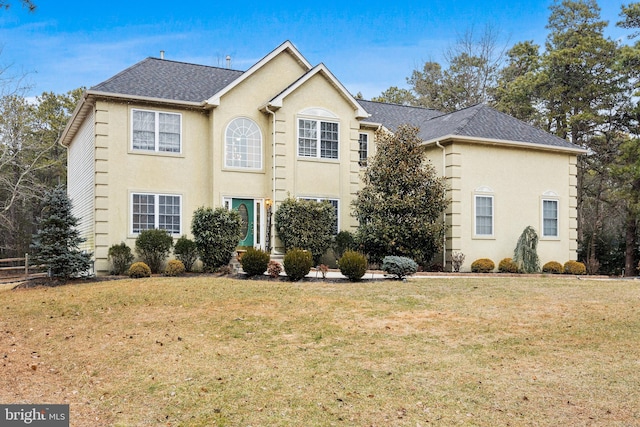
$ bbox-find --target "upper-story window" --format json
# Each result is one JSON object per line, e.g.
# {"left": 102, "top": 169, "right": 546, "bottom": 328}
{"left": 358, "top": 133, "right": 368, "bottom": 167}
{"left": 297, "top": 108, "right": 339, "bottom": 160}
{"left": 225, "top": 117, "right": 262, "bottom": 169}
{"left": 132, "top": 109, "right": 181, "bottom": 153}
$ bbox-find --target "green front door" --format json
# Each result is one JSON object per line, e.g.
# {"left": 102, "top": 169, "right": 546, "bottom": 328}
{"left": 232, "top": 199, "right": 254, "bottom": 247}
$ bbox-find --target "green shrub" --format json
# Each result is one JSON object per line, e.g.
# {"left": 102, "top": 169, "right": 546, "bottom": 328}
{"left": 564, "top": 260, "right": 587, "bottom": 275}
{"left": 128, "top": 262, "right": 151, "bottom": 278}
{"left": 542, "top": 261, "right": 563, "bottom": 274}
{"left": 334, "top": 230, "right": 356, "bottom": 258}
{"left": 513, "top": 226, "right": 540, "bottom": 273}
{"left": 338, "top": 250, "right": 368, "bottom": 282}
{"left": 108, "top": 242, "right": 134, "bottom": 275}
{"left": 283, "top": 249, "right": 313, "bottom": 282}
{"left": 267, "top": 260, "right": 282, "bottom": 279}
{"left": 381, "top": 256, "right": 418, "bottom": 279}
{"left": 164, "top": 259, "right": 185, "bottom": 276}
{"left": 240, "top": 247, "right": 271, "bottom": 277}
{"left": 275, "top": 197, "right": 336, "bottom": 264}
{"left": 471, "top": 258, "right": 495, "bottom": 273}
{"left": 498, "top": 257, "right": 519, "bottom": 273}
{"left": 174, "top": 236, "right": 198, "bottom": 272}
{"left": 135, "top": 229, "right": 173, "bottom": 274}
{"left": 191, "top": 207, "right": 242, "bottom": 272}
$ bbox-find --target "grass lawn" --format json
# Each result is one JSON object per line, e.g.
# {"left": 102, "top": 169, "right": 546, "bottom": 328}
{"left": 1, "top": 275, "right": 639, "bottom": 426}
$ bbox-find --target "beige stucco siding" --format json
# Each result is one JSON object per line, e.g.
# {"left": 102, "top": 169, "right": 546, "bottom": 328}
{"left": 425, "top": 141, "right": 578, "bottom": 271}
{"left": 89, "top": 100, "right": 212, "bottom": 273}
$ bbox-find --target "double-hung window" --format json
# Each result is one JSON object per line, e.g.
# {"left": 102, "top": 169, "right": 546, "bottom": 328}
{"left": 132, "top": 109, "right": 181, "bottom": 153}
{"left": 298, "top": 119, "right": 339, "bottom": 159}
{"left": 358, "top": 133, "right": 368, "bottom": 166}
{"left": 475, "top": 195, "right": 494, "bottom": 236}
{"left": 542, "top": 199, "right": 559, "bottom": 237}
{"left": 132, "top": 193, "right": 181, "bottom": 235}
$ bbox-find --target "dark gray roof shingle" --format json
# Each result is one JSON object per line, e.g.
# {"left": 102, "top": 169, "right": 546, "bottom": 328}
{"left": 358, "top": 99, "right": 443, "bottom": 132}
{"left": 90, "top": 58, "right": 243, "bottom": 103}
{"left": 419, "top": 104, "right": 580, "bottom": 149}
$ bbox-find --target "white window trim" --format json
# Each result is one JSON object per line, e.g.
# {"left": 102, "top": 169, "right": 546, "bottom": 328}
{"left": 297, "top": 115, "right": 340, "bottom": 160}
{"left": 358, "top": 133, "right": 368, "bottom": 167}
{"left": 298, "top": 197, "right": 340, "bottom": 234}
{"left": 131, "top": 108, "right": 182, "bottom": 154}
{"left": 473, "top": 193, "right": 494, "bottom": 239}
{"left": 541, "top": 197, "right": 560, "bottom": 239}
{"left": 224, "top": 117, "right": 263, "bottom": 170}
{"left": 130, "top": 192, "right": 182, "bottom": 236}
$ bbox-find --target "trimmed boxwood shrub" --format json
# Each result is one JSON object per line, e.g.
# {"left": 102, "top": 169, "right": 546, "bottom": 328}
{"left": 173, "top": 235, "right": 198, "bottom": 272}
{"left": 135, "top": 229, "right": 173, "bottom": 274}
{"left": 108, "top": 242, "right": 134, "bottom": 275}
{"left": 191, "top": 207, "right": 242, "bottom": 272}
{"left": 338, "top": 250, "right": 367, "bottom": 282}
{"left": 128, "top": 262, "right": 151, "bottom": 278}
{"left": 240, "top": 247, "right": 271, "bottom": 277}
{"left": 471, "top": 258, "right": 495, "bottom": 273}
{"left": 564, "top": 260, "right": 587, "bottom": 275}
{"left": 334, "top": 230, "right": 356, "bottom": 258}
{"left": 283, "top": 249, "right": 313, "bottom": 282}
{"left": 542, "top": 261, "right": 563, "bottom": 274}
{"left": 164, "top": 259, "right": 185, "bottom": 276}
{"left": 498, "top": 257, "right": 518, "bottom": 273}
{"left": 381, "top": 256, "right": 418, "bottom": 280}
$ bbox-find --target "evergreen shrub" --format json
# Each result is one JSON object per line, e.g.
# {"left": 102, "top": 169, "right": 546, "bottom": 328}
{"left": 135, "top": 229, "right": 173, "bottom": 274}
{"left": 283, "top": 249, "right": 313, "bottom": 282}
{"left": 338, "top": 250, "right": 367, "bottom": 282}
{"left": 334, "top": 231, "right": 356, "bottom": 258}
{"left": 174, "top": 236, "right": 198, "bottom": 272}
{"left": 471, "top": 258, "right": 495, "bottom": 273}
{"left": 381, "top": 255, "right": 418, "bottom": 279}
{"left": 240, "top": 247, "right": 271, "bottom": 277}
{"left": 108, "top": 242, "right": 134, "bottom": 275}
{"left": 564, "top": 260, "right": 587, "bottom": 275}
{"left": 542, "top": 261, "right": 563, "bottom": 274}
{"left": 498, "top": 257, "right": 519, "bottom": 273}
{"left": 128, "top": 262, "right": 151, "bottom": 278}
{"left": 191, "top": 207, "right": 242, "bottom": 272}
{"left": 164, "top": 259, "right": 185, "bottom": 276}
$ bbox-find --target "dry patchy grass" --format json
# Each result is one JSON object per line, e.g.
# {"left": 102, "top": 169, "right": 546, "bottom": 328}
{"left": 1, "top": 276, "right": 639, "bottom": 426}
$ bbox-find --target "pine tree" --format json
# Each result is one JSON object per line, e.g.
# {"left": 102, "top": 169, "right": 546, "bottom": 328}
{"left": 30, "top": 186, "right": 92, "bottom": 280}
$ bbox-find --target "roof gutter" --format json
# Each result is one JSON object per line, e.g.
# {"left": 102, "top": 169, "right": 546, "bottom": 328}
{"left": 421, "top": 134, "right": 588, "bottom": 155}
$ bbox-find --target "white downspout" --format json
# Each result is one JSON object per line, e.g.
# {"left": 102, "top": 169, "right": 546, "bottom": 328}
{"left": 265, "top": 105, "right": 277, "bottom": 253}
{"left": 436, "top": 141, "right": 447, "bottom": 269}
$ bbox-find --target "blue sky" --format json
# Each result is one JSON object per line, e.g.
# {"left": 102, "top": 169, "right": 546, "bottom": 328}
{"left": 0, "top": 0, "right": 630, "bottom": 99}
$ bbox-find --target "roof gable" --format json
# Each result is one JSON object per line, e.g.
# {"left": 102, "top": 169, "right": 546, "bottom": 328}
{"left": 206, "top": 40, "right": 312, "bottom": 107}
{"left": 267, "top": 64, "right": 368, "bottom": 119}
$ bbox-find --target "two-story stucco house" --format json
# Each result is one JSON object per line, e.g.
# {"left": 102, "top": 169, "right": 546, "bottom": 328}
{"left": 59, "top": 41, "right": 586, "bottom": 274}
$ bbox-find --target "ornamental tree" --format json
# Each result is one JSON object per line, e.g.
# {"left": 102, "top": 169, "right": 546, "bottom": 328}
{"left": 30, "top": 185, "right": 92, "bottom": 279}
{"left": 353, "top": 125, "right": 448, "bottom": 266}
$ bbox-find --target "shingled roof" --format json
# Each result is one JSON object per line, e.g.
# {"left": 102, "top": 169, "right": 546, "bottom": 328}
{"left": 358, "top": 100, "right": 583, "bottom": 152}
{"left": 358, "top": 99, "right": 443, "bottom": 130}
{"left": 90, "top": 57, "right": 243, "bottom": 103}
{"left": 419, "top": 104, "right": 582, "bottom": 150}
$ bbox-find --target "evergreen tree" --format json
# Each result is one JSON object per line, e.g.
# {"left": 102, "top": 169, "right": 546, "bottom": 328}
{"left": 353, "top": 125, "right": 448, "bottom": 266}
{"left": 30, "top": 185, "right": 92, "bottom": 280}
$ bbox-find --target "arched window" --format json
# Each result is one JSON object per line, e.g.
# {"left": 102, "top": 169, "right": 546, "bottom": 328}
{"left": 225, "top": 118, "right": 262, "bottom": 169}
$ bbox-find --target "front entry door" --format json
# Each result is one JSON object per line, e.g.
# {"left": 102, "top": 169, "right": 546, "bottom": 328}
{"left": 232, "top": 199, "right": 254, "bottom": 247}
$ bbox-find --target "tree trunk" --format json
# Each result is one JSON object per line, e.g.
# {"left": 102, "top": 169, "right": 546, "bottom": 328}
{"left": 625, "top": 211, "right": 637, "bottom": 277}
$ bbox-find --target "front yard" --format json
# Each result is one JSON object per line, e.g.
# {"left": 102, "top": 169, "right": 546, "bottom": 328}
{"left": 1, "top": 276, "right": 638, "bottom": 426}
